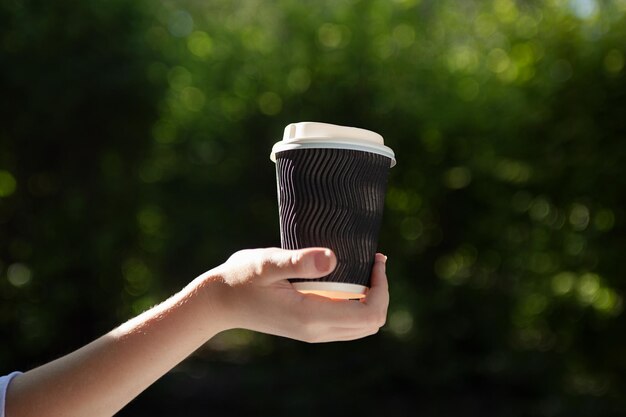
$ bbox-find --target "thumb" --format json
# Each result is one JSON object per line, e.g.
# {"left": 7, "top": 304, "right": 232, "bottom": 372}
{"left": 261, "top": 247, "right": 337, "bottom": 282}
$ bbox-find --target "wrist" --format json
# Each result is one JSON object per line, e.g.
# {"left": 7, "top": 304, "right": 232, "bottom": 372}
{"left": 191, "top": 270, "right": 234, "bottom": 335}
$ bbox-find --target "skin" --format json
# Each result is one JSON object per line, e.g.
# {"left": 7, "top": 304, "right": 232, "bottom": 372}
{"left": 5, "top": 247, "right": 389, "bottom": 417}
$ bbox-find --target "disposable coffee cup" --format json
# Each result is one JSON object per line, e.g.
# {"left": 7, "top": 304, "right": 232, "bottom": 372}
{"left": 270, "top": 122, "right": 396, "bottom": 299}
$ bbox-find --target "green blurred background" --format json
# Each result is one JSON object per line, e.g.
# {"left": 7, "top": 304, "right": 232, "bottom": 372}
{"left": 2, "top": 0, "right": 626, "bottom": 415}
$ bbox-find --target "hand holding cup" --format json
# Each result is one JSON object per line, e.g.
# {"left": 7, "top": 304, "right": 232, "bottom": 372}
{"left": 212, "top": 247, "right": 389, "bottom": 343}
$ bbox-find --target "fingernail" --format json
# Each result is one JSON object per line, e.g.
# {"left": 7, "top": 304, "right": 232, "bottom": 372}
{"left": 377, "top": 254, "right": 387, "bottom": 272}
{"left": 314, "top": 249, "right": 332, "bottom": 272}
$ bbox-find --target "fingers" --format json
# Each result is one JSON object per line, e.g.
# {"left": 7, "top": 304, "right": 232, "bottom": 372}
{"left": 302, "top": 326, "right": 381, "bottom": 343}
{"left": 289, "top": 295, "right": 387, "bottom": 341}
{"left": 290, "top": 253, "right": 389, "bottom": 329}
{"left": 363, "top": 253, "right": 389, "bottom": 310}
{"left": 255, "top": 247, "right": 337, "bottom": 283}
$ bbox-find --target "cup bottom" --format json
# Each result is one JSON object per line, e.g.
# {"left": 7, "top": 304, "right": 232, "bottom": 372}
{"left": 291, "top": 282, "right": 367, "bottom": 300}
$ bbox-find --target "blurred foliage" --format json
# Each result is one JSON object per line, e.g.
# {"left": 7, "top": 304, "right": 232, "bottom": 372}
{"left": 2, "top": 0, "right": 626, "bottom": 415}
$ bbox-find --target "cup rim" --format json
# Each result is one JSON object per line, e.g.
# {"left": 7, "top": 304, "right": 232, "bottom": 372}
{"left": 270, "top": 139, "right": 396, "bottom": 167}
{"left": 291, "top": 282, "right": 368, "bottom": 300}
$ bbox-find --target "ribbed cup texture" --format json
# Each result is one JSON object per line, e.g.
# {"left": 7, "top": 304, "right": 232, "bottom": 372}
{"left": 275, "top": 148, "right": 390, "bottom": 287}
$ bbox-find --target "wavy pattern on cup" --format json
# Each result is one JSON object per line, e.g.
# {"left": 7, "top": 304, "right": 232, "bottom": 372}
{"left": 275, "top": 148, "right": 390, "bottom": 287}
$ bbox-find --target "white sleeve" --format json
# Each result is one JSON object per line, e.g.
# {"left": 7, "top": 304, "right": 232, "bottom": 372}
{"left": 0, "top": 372, "right": 22, "bottom": 417}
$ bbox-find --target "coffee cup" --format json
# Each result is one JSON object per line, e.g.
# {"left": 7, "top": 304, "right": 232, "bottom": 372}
{"left": 270, "top": 122, "right": 395, "bottom": 299}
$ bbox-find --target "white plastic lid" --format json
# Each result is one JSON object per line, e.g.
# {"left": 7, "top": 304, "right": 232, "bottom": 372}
{"left": 270, "top": 122, "right": 396, "bottom": 166}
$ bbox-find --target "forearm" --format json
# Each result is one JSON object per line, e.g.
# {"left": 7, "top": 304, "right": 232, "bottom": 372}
{"left": 6, "top": 273, "right": 226, "bottom": 417}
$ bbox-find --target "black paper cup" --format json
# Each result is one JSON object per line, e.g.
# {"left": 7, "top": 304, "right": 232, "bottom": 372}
{"left": 270, "top": 122, "right": 396, "bottom": 299}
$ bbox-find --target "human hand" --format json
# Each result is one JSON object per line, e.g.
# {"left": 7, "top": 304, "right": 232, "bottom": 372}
{"left": 206, "top": 248, "right": 389, "bottom": 343}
